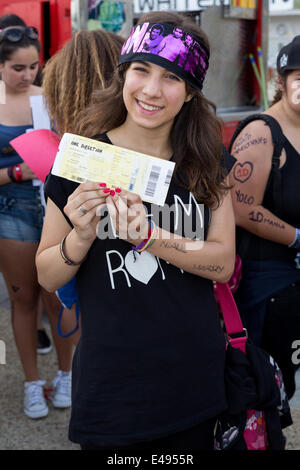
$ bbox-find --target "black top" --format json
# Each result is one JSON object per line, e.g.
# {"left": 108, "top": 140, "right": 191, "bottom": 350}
{"left": 44, "top": 135, "right": 235, "bottom": 447}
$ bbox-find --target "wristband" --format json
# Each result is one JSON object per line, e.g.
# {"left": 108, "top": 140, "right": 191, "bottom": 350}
{"left": 132, "top": 219, "right": 157, "bottom": 253}
{"left": 7, "top": 166, "right": 16, "bottom": 182}
{"left": 141, "top": 222, "right": 157, "bottom": 252}
{"left": 132, "top": 220, "right": 153, "bottom": 251}
{"left": 13, "top": 164, "right": 23, "bottom": 182}
{"left": 289, "top": 228, "right": 300, "bottom": 251}
{"left": 60, "top": 235, "right": 88, "bottom": 266}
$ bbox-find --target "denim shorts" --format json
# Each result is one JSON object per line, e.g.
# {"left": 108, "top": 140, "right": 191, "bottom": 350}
{"left": 0, "top": 182, "right": 44, "bottom": 242}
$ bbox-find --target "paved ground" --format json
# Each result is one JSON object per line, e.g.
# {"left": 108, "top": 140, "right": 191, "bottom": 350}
{"left": 0, "top": 273, "right": 299, "bottom": 450}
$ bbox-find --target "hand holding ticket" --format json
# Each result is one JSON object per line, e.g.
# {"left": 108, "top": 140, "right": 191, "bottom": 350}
{"left": 52, "top": 133, "right": 175, "bottom": 206}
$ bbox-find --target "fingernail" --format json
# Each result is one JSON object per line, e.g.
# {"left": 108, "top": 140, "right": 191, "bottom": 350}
{"left": 103, "top": 188, "right": 111, "bottom": 193}
{"left": 99, "top": 183, "right": 106, "bottom": 187}
{"left": 110, "top": 190, "right": 115, "bottom": 197}
{"left": 115, "top": 188, "right": 122, "bottom": 193}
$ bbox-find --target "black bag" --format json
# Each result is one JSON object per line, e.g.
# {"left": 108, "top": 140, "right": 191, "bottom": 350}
{"left": 214, "top": 283, "right": 292, "bottom": 451}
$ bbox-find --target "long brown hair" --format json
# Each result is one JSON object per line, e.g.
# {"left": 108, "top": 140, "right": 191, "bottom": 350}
{"left": 42, "top": 29, "right": 124, "bottom": 136}
{"left": 76, "top": 12, "right": 228, "bottom": 208}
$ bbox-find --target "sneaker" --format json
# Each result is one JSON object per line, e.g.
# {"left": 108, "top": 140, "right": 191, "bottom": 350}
{"left": 37, "top": 329, "right": 52, "bottom": 355}
{"left": 51, "top": 370, "right": 72, "bottom": 408}
{"left": 24, "top": 380, "right": 49, "bottom": 419}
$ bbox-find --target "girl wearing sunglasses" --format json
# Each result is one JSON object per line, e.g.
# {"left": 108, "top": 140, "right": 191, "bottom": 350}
{"left": 0, "top": 17, "right": 73, "bottom": 420}
{"left": 0, "top": 25, "right": 39, "bottom": 44}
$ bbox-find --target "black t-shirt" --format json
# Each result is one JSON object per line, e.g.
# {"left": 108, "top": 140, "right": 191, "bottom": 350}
{"left": 44, "top": 136, "right": 235, "bottom": 447}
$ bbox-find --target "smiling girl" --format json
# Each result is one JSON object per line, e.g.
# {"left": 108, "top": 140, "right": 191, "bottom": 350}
{"left": 36, "top": 11, "right": 236, "bottom": 451}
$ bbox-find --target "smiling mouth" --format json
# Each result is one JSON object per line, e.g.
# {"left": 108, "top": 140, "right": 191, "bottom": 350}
{"left": 136, "top": 99, "right": 162, "bottom": 112}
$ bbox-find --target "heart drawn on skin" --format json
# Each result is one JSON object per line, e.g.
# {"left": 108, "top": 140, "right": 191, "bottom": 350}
{"left": 233, "top": 161, "right": 254, "bottom": 183}
{"left": 125, "top": 250, "right": 158, "bottom": 284}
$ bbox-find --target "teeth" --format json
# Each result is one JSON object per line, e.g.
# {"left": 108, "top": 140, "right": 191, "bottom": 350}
{"left": 138, "top": 101, "right": 161, "bottom": 111}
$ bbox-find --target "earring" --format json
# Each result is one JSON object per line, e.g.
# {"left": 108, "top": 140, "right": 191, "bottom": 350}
{"left": 0, "top": 74, "right": 6, "bottom": 104}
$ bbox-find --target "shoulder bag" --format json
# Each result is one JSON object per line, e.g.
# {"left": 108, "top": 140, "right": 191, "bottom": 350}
{"left": 214, "top": 282, "right": 292, "bottom": 450}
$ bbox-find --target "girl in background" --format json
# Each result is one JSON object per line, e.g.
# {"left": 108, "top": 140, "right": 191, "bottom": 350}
{"left": 0, "top": 16, "right": 73, "bottom": 419}
{"left": 42, "top": 29, "right": 124, "bottom": 345}
{"left": 229, "top": 36, "right": 300, "bottom": 399}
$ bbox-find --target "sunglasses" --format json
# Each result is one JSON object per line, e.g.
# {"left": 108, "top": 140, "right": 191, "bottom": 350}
{"left": 0, "top": 26, "right": 38, "bottom": 44}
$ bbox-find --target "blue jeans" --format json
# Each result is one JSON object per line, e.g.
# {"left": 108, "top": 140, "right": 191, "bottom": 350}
{"left": 0, "top": 181, "right": 44, "bottom": 242}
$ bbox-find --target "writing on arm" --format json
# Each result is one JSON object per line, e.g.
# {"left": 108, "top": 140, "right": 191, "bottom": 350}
{"left": 229, "top": 120, "right": 295, "bottom": 245}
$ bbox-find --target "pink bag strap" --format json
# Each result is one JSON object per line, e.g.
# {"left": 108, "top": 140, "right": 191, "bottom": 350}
{"left": 214, "top": 282, "right": 247, "bottom": 353}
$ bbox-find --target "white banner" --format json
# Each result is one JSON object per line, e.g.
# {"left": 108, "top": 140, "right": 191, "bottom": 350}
{"left": 133, "top": 0, "right": 229, "bottom": 14}
{"left": 269, "top": 0, "right": 294, "bottom": 12}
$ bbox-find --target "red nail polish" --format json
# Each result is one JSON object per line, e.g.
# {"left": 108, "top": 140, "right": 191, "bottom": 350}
{"left": 115, "top": 188, "right": 122, "bottom": 193}
{"left": 103, "top": 188, "right": 110, "bottom": 193}
{"left": 110, "top": 190, "right": 115, "bottom": 197}
{"left": 99, "top": 183, "right": 106, "bottom": 187}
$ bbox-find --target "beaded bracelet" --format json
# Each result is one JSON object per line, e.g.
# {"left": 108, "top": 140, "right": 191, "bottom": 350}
{"left": 138, "top": 226, "right": 156, "bottom": 253}
{"left": 289, "top": 228, "right": 300, "bottom": 251}
{"left": 132, "top": 219, "right": 157, "bottom": 253}
{"left": 132, "top": 219, "right": 154, "bottom": 252}
{"left": 141, "top": 222, "right": 157, "bottom": 252}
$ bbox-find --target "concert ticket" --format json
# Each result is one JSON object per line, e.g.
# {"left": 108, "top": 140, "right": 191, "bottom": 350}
{"left": 52, "top": 133, "right": 175, "bottom": 206}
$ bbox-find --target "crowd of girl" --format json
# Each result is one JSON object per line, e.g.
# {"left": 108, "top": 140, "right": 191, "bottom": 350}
{"left": 0, "top": 10, "right": 299, "bottom": 452}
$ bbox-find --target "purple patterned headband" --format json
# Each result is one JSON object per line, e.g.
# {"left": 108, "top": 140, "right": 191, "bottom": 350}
{"left": 118, "top": 22, "right": 209, "bottom": 91}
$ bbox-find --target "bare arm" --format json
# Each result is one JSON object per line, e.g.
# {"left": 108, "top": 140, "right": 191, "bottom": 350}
{"left": 147, "top": 190, "right": 235, "bottom": 282}
{"left": 0, "top": 163, "right": 36, "bottom": 186}
{"left": 106, "top": 184, "right": 236, "bottom": 283}
{"left": 0, "top": 167, "right": 11, "bottom": 185}
{"left": 35, "top": 198, "right": 90, "bottom": 291}
{"left": 36, "top": 182, "right": 110, "bottom": 292}
{"left": 229, "top": 120, "right": 296, "bottom": 246}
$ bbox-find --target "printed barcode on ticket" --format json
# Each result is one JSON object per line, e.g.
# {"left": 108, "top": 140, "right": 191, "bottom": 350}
{"left": 52, "top": 133, "right": 175, "bottom": 206}
{"left": 145, "top": 165, "right": 161, "bottom": 198}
